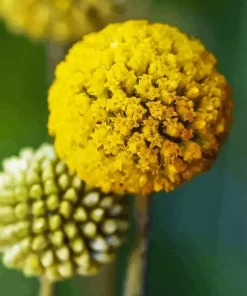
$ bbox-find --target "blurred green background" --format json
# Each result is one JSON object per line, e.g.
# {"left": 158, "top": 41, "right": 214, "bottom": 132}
{"left": 0, "top": 0, "right": 246, "bottom": 295}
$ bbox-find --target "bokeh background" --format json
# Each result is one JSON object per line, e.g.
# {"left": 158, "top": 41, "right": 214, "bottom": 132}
{"left": 0, "top": 0, "right": 246, "bottom": 295}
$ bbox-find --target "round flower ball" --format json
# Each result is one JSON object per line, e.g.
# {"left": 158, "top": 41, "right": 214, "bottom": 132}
{"left": 0, "top": 0, "right": 116, "bottom": 42}
{"left": 48, "top": 20, "right": 233, "bottom": 195}
{"left": 0, "top": 143, "right": 129, "bottom": 281}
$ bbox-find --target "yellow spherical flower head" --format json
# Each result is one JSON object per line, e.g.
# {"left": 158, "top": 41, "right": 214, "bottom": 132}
{"left": 0, "top": 0, "right": 116, "bottom": 42}
{"left": 48, "top": 20, "right": 233, "bottom": 195}
{"left": 0, "top": 143, "right": 129, "bottom": 281}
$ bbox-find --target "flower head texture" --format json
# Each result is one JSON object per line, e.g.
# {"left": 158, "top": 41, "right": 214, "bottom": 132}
{"left": 0, "top": 0, "right": 116, "bottom": 42}
{"left": 48, "top": 20, "right": 233, "bottom": 195}
{"left": 0, "top": 143, "right": 129, "bottom": 280}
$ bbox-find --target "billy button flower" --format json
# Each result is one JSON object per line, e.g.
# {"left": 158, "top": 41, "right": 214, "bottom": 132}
{"left": 48, "top": 20, "right": 233, "bottom": 195}
{"left": 0, "top": 143, "right": 129, "bottom": 281}
{"left": 0, "top": 0, "right": 116, "bottom": 42}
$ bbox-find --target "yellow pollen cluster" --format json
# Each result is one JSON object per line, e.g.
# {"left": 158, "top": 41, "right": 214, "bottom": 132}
{"left": 0, "top": 0, "right": 116, "bottom": 42}
{"left": 48, "top": 20, "right": 233, "bottom": 195}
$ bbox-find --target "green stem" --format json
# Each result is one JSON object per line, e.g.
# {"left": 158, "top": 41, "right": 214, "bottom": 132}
{"left": 124, "top": 195, "right": 150, "bottom": 296}
{"left": 124, "top": 234, "right": 146, "bottom": 296}
{"left": 39, "top": 276, "right": 54, "bottom": 296}
{"left": 45, "top": 41, "right": 72, "bottom": 85}
{"left": 74, "top": 262, "right": 116, "bottom": 296}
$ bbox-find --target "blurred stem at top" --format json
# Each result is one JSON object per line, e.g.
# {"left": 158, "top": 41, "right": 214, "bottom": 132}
{"left": 45, "top": 42, "right": 72, "bottom": 84}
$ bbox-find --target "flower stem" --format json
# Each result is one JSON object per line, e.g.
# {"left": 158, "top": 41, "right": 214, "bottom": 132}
{"left": 45, "top": 41, "right": 72, "bottom": 85}
{"left": 39, "top": 277, "right": 54, "bottom": 296}
{"left": 79, "top": 262, "right": 117, "bottom": 296}
{"left": 124, "top": 194, "right": 150, "bottom": 296}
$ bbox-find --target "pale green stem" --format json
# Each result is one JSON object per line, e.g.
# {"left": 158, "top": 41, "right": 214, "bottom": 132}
{"left": 45, "top": 41, "right": 72, "bottom": 85}
{"left": 124, "top": 234, "right": 147, "bottom": 296}
{"left": 39, "top": 276, "right": 54, "bottom": 296}
{"left": 79, "top": 262, "right": 117, "bottom": 296}
{"left": 124, "top": 195, "right": 150, "bottom": 296}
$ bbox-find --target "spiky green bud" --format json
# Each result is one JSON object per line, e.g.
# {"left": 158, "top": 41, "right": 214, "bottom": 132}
{"left": 0, "top": 144, "right": 129, "bottom": 281}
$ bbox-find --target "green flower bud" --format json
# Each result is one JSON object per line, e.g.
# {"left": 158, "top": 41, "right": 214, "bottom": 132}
{"left": 0, "top": 143, "right": 129, "bottom": 281}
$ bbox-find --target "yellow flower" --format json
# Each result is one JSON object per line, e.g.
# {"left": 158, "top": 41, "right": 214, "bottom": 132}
{"left": 0, "top": 143, "right": 129, "bottom": 280}
{"left": 48, "top": 20, "right": 233, "bottom": 195}
{"left": 0, "top": 0, "right": 116, "bottom": 42}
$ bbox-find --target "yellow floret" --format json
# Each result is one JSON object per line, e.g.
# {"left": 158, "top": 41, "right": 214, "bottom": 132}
{"left": 48, "top": 20, "right": 233, "bottom": 195}
{"left": 0, "top": 0, "right": 116, "bottom": 42}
